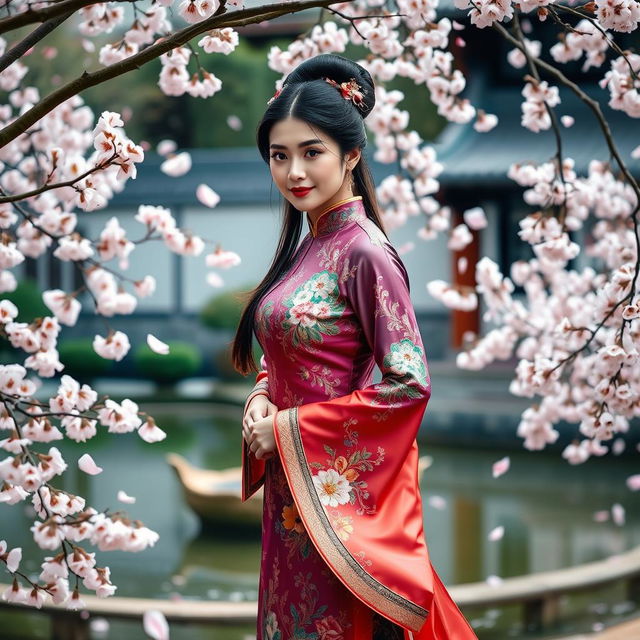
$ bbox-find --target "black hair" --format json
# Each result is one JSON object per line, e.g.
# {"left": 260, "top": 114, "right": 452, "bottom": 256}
{"left": 232, "top": 53, "right": 388, "bottom": 375}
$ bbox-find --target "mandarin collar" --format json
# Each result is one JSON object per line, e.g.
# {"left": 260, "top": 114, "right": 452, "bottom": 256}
{"left": 307, "top": 196, "right": 367, "bottom": 238}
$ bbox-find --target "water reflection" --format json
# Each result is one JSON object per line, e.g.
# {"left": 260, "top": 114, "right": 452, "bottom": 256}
{"left": 2, "top": 402, "right": 639, "bottom": 604}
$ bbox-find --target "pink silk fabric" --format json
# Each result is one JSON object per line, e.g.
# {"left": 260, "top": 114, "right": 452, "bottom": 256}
{"left": 242, "top": 196, "right": 477, "bottom": 639}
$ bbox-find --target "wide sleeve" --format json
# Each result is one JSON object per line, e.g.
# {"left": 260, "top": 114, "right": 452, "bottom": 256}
{"left": 241, "top": 354, "right": 270, "bottom": 501}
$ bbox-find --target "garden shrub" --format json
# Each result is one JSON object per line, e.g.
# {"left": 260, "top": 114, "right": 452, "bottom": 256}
{"left": 57, "top": 337, "right": 113, "bottom": 380}
{"left": 134, "top": 341, "right": 203, "bottom": 384}
{"left": 199, "top": 284, "right": 254, "bottom": 331}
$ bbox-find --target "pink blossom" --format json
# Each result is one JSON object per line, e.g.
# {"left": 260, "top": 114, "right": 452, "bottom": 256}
{"left": 97, "top": 398, "right": 142, "bottom": 433}
{"left": 2, "top": 579, "right": 27, "bottom": 603}
{"left": 61, "top": 415, "right": 98, "bottom": 442}
{"left": 93, "top": 331, "right": 131, "bottom": 361}
{"left": 134, "top": 276, "right": 156, "bottom": 298}
{"left": 31, "top": 519, "right": 66, "bottom": 550}
{"left": 42, "top": 289, "right": 81, "bottom": 326}
{"left": 138, "top": 417, "right": 167, "bottom": 443}
{"left": 0, "top": 300, "right": 18, "bottom": 323}
{"left": 0, "top": 483, "right": 29, "bottom": 505}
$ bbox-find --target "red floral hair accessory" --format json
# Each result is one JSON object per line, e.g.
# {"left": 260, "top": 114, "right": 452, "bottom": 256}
{"left": 323, "top": 77, "right": 366, "bottom": 112}
{"left": 266, "top": 87, "right": 282, "bottom": 106}
{"left": 266, "top": 77, "right": 366, "bottom": 112}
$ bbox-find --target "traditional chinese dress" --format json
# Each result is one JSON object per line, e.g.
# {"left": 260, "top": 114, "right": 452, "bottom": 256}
{"left": 242, "top": 196, "right": 477, "bottom": 640}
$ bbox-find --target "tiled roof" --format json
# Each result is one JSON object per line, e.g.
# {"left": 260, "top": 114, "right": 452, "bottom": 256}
{"left": 434, "top": 83, "right": 640, "bottom": 186}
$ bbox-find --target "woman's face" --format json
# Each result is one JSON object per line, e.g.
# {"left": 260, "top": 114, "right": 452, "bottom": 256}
{"left": 268, "top": 116, "right": 360, "bottom": 219}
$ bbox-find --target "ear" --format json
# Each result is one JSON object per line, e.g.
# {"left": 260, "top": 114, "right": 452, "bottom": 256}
{"left": 346, "top": 148, "right": 361, "bottom": 171}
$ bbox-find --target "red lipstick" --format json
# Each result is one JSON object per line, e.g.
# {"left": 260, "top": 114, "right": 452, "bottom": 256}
{"left": 291, "top": 187, "right": 314, "bottom": 197}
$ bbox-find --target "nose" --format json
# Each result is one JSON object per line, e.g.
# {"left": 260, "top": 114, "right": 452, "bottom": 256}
{"left": 288, "top": 158, "right": 306, "bottom": 181}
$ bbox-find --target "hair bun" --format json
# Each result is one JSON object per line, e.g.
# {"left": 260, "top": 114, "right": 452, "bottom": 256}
{"left": 283, "top": 53, "right": 375, "bottom": 118}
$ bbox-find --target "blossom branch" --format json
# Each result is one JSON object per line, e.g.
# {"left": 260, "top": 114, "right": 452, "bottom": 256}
{"left": 0, "top": 0, "right": 342, "bottom": 147}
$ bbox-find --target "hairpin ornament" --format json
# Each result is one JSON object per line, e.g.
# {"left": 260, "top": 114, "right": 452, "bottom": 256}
{"left": 266, "top": 77, "right": 366, "bottom": 111}
{"left": 323, "top": 77, "right": 366, "bottom": 111}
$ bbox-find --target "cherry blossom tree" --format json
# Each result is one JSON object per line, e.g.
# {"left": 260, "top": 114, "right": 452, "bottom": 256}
{"left": 1, "top": 0, "right": 639, "bottom": 613}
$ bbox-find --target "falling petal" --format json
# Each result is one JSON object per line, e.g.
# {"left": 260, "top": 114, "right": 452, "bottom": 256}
{"left": 632, "top": 145, "right": 640, "bottom": 159}
{"left": 226, "top": 115, "right": 242, "bottom": 130}
{"left": 492, "top": 456, "right": 510, "bottom": 478}
{"left": 561, "top": 115, "right": 574, "bottom": 127}
{"left": 117, "top": 490, "right": 136, "bottom": 504}
{"left": 206, "top": 272, "right": 224, "bottom": 288}
{"left": 196, "top": 184, "right": 220, "bottom": 209}
{"left": 428, "top": 495, "right": 447, "bottom": 510}
{"left": 612, "top": 438, "right": 626, "bottom": 455}
{"left": 626, "top": 474, "right": 640, "bottom": 491}
{"left": 463, "top": 206, "right": 487, "bottom": 230}
{"left": 397, "top": 241, "right": 415, "bottom": 256}
{"left": 147, "top": 334, "right": 170, "bottom": 355}
{"left": 486, "top": 575, "right": 503, "bottom": 587}
{"left": 78, "top": 453, "right": 103, "bottom": 475}
{"left": 160, "top": 152, "right": 191, "bottom": 177}
{"left": 157, "top": 140, "right": 177, "bottom": 156}
{"left": 457, "top": 257, "right": 468, "bottom": 274}
{"left": 488, "top": 526, "right": 504, "bottom": 541}
{"left": 611, "top": 503, "right": 625, "bottom": 526}
{"left": 593, "top": 510, "right": 609, "bottom": 522}
{"left": 143, "top": 610, "right": 169, "bottom": 640}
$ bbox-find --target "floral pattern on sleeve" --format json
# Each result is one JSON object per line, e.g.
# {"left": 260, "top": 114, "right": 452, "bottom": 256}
{"left": 309, "top": 417, "right": 385, "bottom": 516}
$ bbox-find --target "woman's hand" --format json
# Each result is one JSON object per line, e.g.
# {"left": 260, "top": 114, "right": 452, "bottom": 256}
{"left": 243, "top": 395, "right": 278, "bottom": 460}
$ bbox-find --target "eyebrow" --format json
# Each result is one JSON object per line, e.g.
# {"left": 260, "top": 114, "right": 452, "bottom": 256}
{"left": 269, "top": 139, "right": 324, "bottom": 150}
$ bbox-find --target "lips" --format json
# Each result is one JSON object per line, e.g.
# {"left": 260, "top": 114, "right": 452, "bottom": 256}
{"left": 291, "top": 187, "right": 314, "bottom": 196}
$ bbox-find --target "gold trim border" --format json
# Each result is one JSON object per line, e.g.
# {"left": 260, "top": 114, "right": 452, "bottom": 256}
{"left": 274, "top": 407, "right": 429, "bottom": 632}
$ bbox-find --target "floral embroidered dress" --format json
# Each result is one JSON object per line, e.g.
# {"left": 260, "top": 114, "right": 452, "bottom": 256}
{"left": 242, "top": 196, "right": 477, "bottom": 640}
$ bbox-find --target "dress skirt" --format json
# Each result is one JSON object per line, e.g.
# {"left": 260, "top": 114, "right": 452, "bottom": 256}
{"left": 257, "top": 454, "right": 406, "bottom": 639}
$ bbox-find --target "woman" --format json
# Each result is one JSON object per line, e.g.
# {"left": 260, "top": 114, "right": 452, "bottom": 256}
{"left": 232, "top": 54, "right": 477, "bottom": 640}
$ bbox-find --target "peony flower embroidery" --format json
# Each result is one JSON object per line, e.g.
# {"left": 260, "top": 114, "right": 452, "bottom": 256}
{"left": 282, "top": 502, "right": 305, "bottom": 534}
{"left": 315, "top": 615, "right": 345, "bottom": 639}
{"left": 312, "top": 469, "right": 351, "bottom": 507}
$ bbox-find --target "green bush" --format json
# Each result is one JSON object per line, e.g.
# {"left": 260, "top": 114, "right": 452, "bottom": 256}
{"left": 133, "top": 341, "right": 203, "bottom": 384}
{"left": 1, "top": 278, "right": 49, "bottom": 323}
{"left": 199, "top": 285, "right": 253, "bottom": 331}
{"left": 58, "top": 338, "right": 113, "bottom": 380}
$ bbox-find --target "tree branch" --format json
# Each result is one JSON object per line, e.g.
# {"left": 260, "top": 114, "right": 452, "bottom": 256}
{"left": 0, "top": 11, "right": 71, "bottom": 73}
{"left": 0, "top": 0, "right": 343, "bottom": 147}
{"left": 0, "top": 0, "right": 135, "bottom": 35}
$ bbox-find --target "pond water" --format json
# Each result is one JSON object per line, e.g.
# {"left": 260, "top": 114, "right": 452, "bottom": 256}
{"left": 2, "top": 402, "right": 640, "bottom": 639}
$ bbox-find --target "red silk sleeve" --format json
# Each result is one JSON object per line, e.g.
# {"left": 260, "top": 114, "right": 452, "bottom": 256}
{"left": 241, "top": 354, "right": 270, "bottom": 501}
